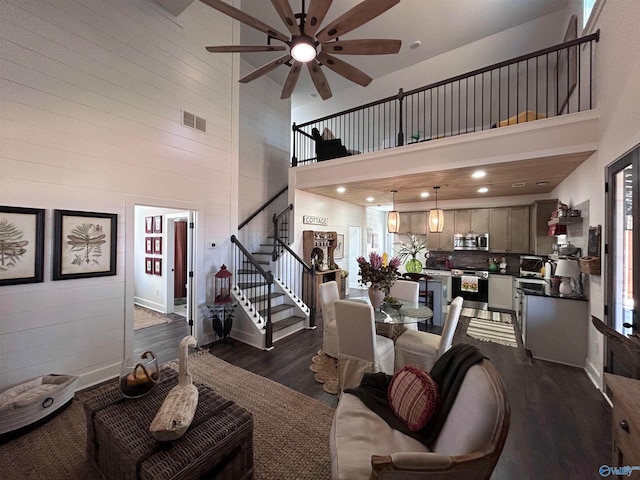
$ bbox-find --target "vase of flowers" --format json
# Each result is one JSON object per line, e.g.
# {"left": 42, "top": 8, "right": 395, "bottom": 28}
{"left": 394, "top": 234, "right": 428, "bottom": 274}
{"left": 357, "top": 252, "right": 401, "bottom": 309}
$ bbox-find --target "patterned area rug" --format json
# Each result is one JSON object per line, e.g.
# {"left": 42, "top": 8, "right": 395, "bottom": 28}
{"left": 462, "top": 307, "right": 513, "bottom": 323}
{"left": 134, "top": 305, "right": 171, "bottom": 330}
{"left": 309, "top": 350, "right": 339, "bottom": 395}
{"left": 466, "top": 314, "right": 518, "bottom": 348}
{"left": 0, "top": 351, "right": 334, "bottom": 480}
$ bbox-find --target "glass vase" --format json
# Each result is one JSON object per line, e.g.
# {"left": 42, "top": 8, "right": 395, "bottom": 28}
{"left": 119, "top": 350, "right": 160, "bottom": 398}
{"left": 405, "top": 258, "right": 423, "bottom": 273}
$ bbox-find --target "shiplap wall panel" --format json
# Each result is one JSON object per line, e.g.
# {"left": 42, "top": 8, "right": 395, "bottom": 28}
{"left": 0, "top": 0, "right": 237, "bottom": 390}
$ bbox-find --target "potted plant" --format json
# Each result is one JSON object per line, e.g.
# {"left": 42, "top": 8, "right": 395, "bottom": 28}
{"left": 394, "top": 234, "right": 428, "bottom": 273}
{"left": 356, "top": 252, "right": 401, "bottom": 309}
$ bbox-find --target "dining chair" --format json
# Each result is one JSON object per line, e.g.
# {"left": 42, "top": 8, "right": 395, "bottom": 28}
{"left": 334, "top": 300, "right": 395, "bottom": 391}
{"left": 317, "top": 281, "right": 340, "bottom": 358}
{"left": 394, "top": 296, "right": 464, "bottom": 373}
{"left": 389, "top": 279, "right": 420, "bottom": 332}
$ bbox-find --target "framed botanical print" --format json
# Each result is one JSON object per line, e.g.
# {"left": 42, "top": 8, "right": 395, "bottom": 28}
{"left": 334, "top": 234, "right": 344, "bottom": 259}
{"left": 153, "top": 237, "right": 162, "bottom": 255}
{"left": 145, "top": 216, "right": 153, "bottom": 234}
{"left": 0, "top": 206, "right": 45, "bottom": 286}
{"left": 153, "top": 215, "right": 162, "bottom": 233}
{"left": 145, "top": 237, "right": 153, "bottom": 254}
{"left": 53, "top": 209, "right": 117, "bottom": 280}
{"left": 145, "top": 257, "right": 153, "bottom": 274}
{"left": 153, "top": 258, "right": 162, "bottom": 276}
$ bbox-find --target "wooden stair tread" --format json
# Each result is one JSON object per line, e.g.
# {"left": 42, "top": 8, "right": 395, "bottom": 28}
{"left": 260, "top": 304, "right": 293, "bottom": 316}
{"left": 271, "top": 316, "right": 305, "bottom": 332}
{"left": 250, "top": 292, "right": 284, "bottom": 302}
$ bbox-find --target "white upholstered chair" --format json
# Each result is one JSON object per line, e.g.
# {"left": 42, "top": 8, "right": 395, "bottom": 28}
{"left": 318, "top": 281, "right": 340, "bottom": 358}
{"left": 389, "top": 279, "right": 420, "bottom": 331}
{"left": 394, "top": 296, "right": 464, "bottom": 372}
{"left": 334, "top": 300, "right": 395, "bottom": 391}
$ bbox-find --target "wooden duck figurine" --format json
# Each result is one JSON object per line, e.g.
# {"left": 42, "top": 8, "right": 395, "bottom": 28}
{"left": 149, "top": 335, "right": 199, "bottom": 441}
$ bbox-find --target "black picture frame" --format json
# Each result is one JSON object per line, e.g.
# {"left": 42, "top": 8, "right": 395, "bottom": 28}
{"left": 153, "top": 258, "right": 162, "bottom": 276}
{"left": 153, "top": 237, "right": 162, "bottom": 255}
{"left": 145, "top": 216, "right": 153, "bottom": 234}
{"left": 53, "top": 209, "right": 117, "bottom": 280}
{"left": 145, "top": 257, "right": 153, "bottom": 275}
{"left": 145, "top": 237, "right": 153, "bottom": 254}
{"left": 153, "top": 215, "right": 162, "bottom": 233}
{"left": 0, "top": 206, "right": 45, "bottom": 286}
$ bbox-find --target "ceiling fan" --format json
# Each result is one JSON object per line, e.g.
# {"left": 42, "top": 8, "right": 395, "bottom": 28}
{"left": 200, "top": 0, "right": 402, "bottom": 100}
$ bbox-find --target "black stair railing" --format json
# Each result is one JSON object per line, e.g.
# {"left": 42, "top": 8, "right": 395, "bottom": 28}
{"left": 273, "top": 237, "right": 316, "bottom": 328}
{"left": 230, "top": 235, "right": 275, "bottom": 349}
{"left": 292, "top": 30, "right": 600, "bottom": 166}
{"left": 272, "top": 203, "right": 293, "bottom": 261}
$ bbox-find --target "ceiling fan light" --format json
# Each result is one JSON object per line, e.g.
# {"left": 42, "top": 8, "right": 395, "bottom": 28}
{"left": 291, "top": 38, "right": 317, "bottom": 62}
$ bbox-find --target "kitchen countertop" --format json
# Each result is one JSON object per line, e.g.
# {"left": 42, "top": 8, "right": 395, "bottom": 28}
{"left": 518, "top": 282, "right": 588, "bottom": 301}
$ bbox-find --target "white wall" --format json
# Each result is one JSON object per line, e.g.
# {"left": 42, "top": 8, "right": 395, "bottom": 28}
{"left": 0, "top": 0, "right": 238, "bottom": 390}
{"left": 553, "top": 0, "right": 640, "bottom": 388}
{"left": 237, "top": 58, "right": 291, "bottom": 252}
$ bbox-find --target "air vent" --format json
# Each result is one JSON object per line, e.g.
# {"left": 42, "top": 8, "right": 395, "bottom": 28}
{"left": 182, "top": 110, "right": 206, "bottom": 133}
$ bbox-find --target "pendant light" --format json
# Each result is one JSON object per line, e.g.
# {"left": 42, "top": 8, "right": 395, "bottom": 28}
{"left": 388, "top": 190, "right": 400, "bottom": 233}
{"left": 429, "top": 186, "right": 444, "bottom": 233}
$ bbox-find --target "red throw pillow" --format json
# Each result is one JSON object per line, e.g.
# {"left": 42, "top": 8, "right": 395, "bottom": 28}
{"left": 387, "top": 365, "right": 440, "bottom": 432}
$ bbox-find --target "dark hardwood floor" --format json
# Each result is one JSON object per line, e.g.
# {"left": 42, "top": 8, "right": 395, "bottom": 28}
{"left": 136, "top": 292, "right": 611, "bottom": 480}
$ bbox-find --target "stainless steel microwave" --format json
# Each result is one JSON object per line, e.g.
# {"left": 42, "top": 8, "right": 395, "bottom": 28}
{"left": 454, "top": 233, "right": 489, "bottom": 251}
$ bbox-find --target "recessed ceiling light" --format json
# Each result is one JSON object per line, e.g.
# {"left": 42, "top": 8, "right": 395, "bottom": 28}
{"left": 472, "top": 170, "right": 486, "bottom": 179}
{"left": 512, "top": 182, "right": 526, "bottom": 188}
{"left": 336, "top": 186, "right": 346, "bottom": 193}
{"left": 536, "top": 181, "right": 549, "bottom": 186}
{"left": 420, "top": 192, "right": 429, "bottom": 198}
{"left": 478, "top": 187, "right": 489, "bottom": 193}
{"left": 366, "top": 197, "right": 374, "bottom": 202}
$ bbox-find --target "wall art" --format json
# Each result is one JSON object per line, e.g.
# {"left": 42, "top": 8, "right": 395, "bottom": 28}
{"left": 153, "top": 237, "right": 162, "bottom": 255}
{"left": 53, "top": 209, "right": 117, "bottom": 280}
{"left": 153, "top": 258, "right": 162, "bottom": 276}
{"left": 334, "top": 234, "right": 344, "bottom": 259}
{"left": 153, "top": 215, "right": 162, "bottom": 233}
{"left": 145, "top": 237, "right": 153, "bottom": 254}
{"left": 0, "top": 206, "right": 45, "bottom": 286}
{"left": 145, "top": 257, "right": 153, "bottom": 275}
{"left": 145, "top": 216, "right": 153, "bottom": 234}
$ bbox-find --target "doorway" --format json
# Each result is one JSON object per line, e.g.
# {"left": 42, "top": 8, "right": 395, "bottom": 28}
{"left": 348, "top": 226, "right": 362, "bottom": 289}
{"left": 605, "top": 143, "right": 639, "bottom": 375}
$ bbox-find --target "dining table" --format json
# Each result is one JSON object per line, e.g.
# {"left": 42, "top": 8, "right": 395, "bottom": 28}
{"left": 348, "top": 298, "right": 433, "bottom": 339}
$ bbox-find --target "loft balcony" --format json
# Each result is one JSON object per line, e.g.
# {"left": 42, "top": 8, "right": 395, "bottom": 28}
{"left": 290, "top": 31, "right": 600, "bottom": 204}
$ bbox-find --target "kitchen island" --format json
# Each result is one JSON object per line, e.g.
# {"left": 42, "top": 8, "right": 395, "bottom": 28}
{"left": 520, "top": 288, "right": 588, "bottom": 368}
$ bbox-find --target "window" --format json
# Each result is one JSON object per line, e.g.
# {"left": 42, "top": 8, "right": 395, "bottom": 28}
{"left": 583, "top": 0, "right": 597, "bottom": 27}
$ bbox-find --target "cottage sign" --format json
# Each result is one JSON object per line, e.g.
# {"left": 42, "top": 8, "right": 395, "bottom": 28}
{"left": 303, "top": 215, "right": 328, "bottom": 226}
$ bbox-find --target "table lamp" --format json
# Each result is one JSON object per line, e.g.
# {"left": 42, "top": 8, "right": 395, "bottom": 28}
{"left": 555, "top": 258, "right": 580, "bottom": 296}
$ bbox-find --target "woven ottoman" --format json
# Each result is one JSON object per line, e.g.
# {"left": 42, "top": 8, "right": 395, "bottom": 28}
{"left": 84, "top": 368, "right": 253, "bottom": 480}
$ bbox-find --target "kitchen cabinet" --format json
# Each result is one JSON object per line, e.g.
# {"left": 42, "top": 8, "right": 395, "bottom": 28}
{"left": 397, "top": 212, "right": 427, "bottom": 234}
{"left": 488, "top": 274, "right": 513, "bottom": 310}
{"left": 424, "top": 270, "right": 451, "bottom": 303}
{"left": 454, "top": 209, "right": 489, "bottom": 234}
{"left": 427, "top": 210, "right": 454, "bottom": 251}
{"left": 489, "top": 207, "right": 530, "bottom": 253}
{"left": 523, "top": 294, "right": 588, "bottom": 367}
{"left": 530, "top": 199, "right": 557, "bottom": 255}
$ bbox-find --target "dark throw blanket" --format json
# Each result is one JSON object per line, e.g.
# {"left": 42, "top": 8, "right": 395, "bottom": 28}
{"left": 344, "top": 343, "right": 487, "bottom": 447}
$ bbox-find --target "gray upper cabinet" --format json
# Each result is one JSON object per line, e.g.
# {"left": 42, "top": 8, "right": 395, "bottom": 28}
{"left": 489, "top": 206, "right": 530, "bottom": 253}
{"left": 455, "top": 209, "right": 489, "bottom": 233}
{"left": 397, "top": 212, "right": 427, "bottom": 234}
{"left": 529, "top": 199, "right": 557, "bottom": 255}
{"left": 489, "top": 208, "right": 509, "bottom": 252}
{"left": 428, "top": 210, "right": 455, "bottom": 250}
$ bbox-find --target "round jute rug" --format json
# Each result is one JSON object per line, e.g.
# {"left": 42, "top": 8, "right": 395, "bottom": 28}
{"left": 309, "top": 349, "right": 339, "bottom": 395}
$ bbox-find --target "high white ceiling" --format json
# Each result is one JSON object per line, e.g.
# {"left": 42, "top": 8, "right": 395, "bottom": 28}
{"left": 233, "top": 0, "right": 569, "bottom": 106}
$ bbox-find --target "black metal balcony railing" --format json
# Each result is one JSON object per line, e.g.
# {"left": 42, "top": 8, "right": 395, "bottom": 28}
{"left": 291, "top": 30, "right": 600, "bottom": 167}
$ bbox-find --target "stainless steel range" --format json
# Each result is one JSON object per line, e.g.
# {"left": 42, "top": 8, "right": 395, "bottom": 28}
{"left": 451, "top": 268, "right": 489, "bottom": 309}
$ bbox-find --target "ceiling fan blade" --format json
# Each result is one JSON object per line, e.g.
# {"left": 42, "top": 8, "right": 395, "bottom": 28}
{"left": 200, "top": 0, "right": 289, "bottom": 43}
{"left": 271, "top": 0, "right": 300, "bottom": 36}
{"left": 240, "top": 55, "right": 292, "bottom": 83}
{"left": 322, "top": 39, "right": 401, "bottom": 55}
{"left": 304, "top": 0, "right": 333, "bottom": 37}
{"left": 281, "top": 61, "right": 302, "bottom": 99}
{"left": 206, "top": 45, "right": 287, "bottom": 53}
{"left": 316, "top": 52, "right": 372, "bottom": 87}
{"left": 316, "top": 0, "right": 400, "bottom": 43}
{"left": 307, "top": 60, "right": 332, "bottom": 100}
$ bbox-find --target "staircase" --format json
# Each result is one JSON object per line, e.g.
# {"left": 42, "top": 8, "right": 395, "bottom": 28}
{"left": 230, "top": 198, "right": 315, "bottom": 350}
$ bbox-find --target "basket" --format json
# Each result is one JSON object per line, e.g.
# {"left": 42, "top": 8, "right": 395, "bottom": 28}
{"left": 579, "top": 256, "right": 601, "bottom": 275}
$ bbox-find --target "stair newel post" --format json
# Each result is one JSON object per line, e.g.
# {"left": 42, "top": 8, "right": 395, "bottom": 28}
{"left": 265, "top": 270, "right": 274, "bottom": 349}
{"left": 291, "top": 122, "right": 298, "bottom": 167}
{"left": 396, "top": 88, "right": 405, "bottom": 147}
{"left": 272, "top": 213, "right": 279, "bottom": 262}
{"left": 308, "top": 263, "right": 316, "bottom": 328}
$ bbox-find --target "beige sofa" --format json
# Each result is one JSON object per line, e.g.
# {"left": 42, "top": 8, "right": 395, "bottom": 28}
{"left": 329, "top": 359, "right": 510, "bottom": 480}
